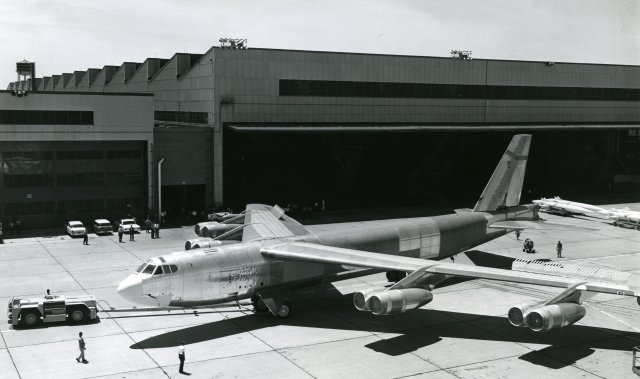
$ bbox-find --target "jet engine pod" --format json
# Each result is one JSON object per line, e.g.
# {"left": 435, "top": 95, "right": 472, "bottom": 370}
{"left": 185, "top": 238, "right": 240, "bottom": 250}
{"left": 194, "top": 222, "right": 215, "bottom": 236}
{"left": 524, "top": 303, "right": 586, "bottom": 332}
{"left": 199, "top": 222, "right": 241, "bottom": 238}
{"left": 220, "top": 213, "right": 243, "bottom": 222}
{"left": 507, "top": 301, "right": 541, "bottom": 327}
{"left": 353, "top": 287, "right": 386, "bottom": 311}
{"left": 368, "top": 288, "right": 433, "bottom": 315}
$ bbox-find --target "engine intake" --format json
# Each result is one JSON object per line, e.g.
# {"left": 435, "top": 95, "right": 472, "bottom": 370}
{"left": 361, "top": 288, "right": 433, "bottom": 315}
{"left": 524, "top": 303, "right": 586, "bottom": 332}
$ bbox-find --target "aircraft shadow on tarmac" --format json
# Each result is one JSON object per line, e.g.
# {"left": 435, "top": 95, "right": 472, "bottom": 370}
{"left": 129, "top": 249, "right": 639, "bottom": 369}
{"left": 130, "top": 293, "right": 640, "bottom": 370}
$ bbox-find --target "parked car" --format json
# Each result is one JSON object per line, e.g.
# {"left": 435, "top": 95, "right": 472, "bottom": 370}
{"left": 117, "top": 218, "right": 140, "bottom": 232}
{"left": 65, "top": 221, "right": 86, "bottom": 237}
{"left": 93, "top": 219, "right": 113, "bottom": 234}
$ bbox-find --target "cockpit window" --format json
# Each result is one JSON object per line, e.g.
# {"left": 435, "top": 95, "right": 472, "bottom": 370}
{"left": 162, "top": 265, "right": 171, "bottom": 274}
{"left": 153, "top": 266, "right": 164, "bottom": 275}
{"left": 170, "top": 264, "right": 178, "bottom": 273}
{"left": 142, "top": 264, "right": 156, "bottom": 275}
{"left": 135, "top": 263, "right": 147, "bottom": 273}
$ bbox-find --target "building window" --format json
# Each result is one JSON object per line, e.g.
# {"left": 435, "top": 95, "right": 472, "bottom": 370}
{"left": 57, "top": 173, "right": 104, "bottom": 186}
{"left": 58, "top": 199, "right": 104, "bottom": 212}
{"left": 106, "top": 172, "right": 143, "bottom": 184}
{"left": 5, "top": 201, "right": 54, "bottom": 216}
{"left": 0, "top": 110, "right": 94, "bottom": 125}
{"left": 279, "top": 79, "right": 640, "bottom": 101}
{"left": 106, "top": 198, "right": 143, "bottom": 209}
{"left": 56, "top": 150, "right": 103, "bottom": 160}
{"left": 106, "top": 150, "right": 142, "bottom": 159}
{"left": 3, "top": 151, "right": 54, "bottom": 161}
{"left": 155, "top": 111, "right": 208, "bottom": 124}
{"left": 4, "top": 174, "right": 54, "bottom": 187}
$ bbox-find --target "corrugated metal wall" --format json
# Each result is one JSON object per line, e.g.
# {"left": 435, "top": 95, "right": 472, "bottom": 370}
{"left": 214, "top": 49, "right": 640, "bottom": 127}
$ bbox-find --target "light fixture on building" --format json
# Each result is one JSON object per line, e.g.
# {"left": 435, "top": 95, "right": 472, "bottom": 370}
{"left": 219, "top": 38, "right": 248, "bottom": 49}
{"left": 450, "top": 50, "right": 472, "bottom": 60}
{"left": 11, "top": 90, "right": 28, "bottom": 97}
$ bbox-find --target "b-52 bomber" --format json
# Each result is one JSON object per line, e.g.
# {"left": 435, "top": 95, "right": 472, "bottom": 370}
{"left": 118, "top": 135, "right": 639, "bottom": 332}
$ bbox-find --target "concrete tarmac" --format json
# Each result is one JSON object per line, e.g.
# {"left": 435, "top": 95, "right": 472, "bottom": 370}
{"left": 1, "top": 207, "right": 639, "bottom": 378}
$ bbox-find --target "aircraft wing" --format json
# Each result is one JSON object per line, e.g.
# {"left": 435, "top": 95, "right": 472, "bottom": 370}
{"left": 242, "top": 204, "right": 309, "bottom": 242}
{"left": 261, "top": 242, "right": 639, "bottom": 297}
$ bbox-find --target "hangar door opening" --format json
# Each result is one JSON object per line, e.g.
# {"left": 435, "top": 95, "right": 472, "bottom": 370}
{"left": 161, "top": 184, "right": 205, "bottom": 223}
{"left": 223, "top": 129, "right": 626, "bottom": 212}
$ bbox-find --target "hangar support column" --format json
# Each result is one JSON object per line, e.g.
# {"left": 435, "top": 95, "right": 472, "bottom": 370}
{"left": 213, "top": 97, "right": 235, "bottom": 208}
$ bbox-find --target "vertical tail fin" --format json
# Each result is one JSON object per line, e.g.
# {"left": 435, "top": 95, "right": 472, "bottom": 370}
{"left": 473, "top": 134, "right": 532, "bottom": 212}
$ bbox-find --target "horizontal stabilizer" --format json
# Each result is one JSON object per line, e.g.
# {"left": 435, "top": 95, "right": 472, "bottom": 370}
{"left": 489, "top": 220, "right": 597, "bottom": 231}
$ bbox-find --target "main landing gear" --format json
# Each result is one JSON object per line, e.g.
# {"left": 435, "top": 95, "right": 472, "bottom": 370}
{"left": 252, "top": 287, "right": 292, "bottom": 318}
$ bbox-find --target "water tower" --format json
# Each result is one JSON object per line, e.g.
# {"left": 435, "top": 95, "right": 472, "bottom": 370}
{"left": 16, "top": 60, "right": 36, "bottom": 91}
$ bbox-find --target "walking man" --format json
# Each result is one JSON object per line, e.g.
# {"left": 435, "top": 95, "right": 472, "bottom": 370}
{"left": 154, "top": 223, "right": 160, "bottom": 238}
{"left": 76, "top": 332, "right": 88, "bottom": 363}
{"left": 556, "top": 240, "right": 563, "bottom": 258}
{"left": 83, "top": 231, "right": 89, "bottom": 245}
{"left": 118, "top": 227, "right": 124, "bottom": 243}
{"left": 129, "top": 226, "right": 135, "bottom": 241}
{"left": 178, "top": 341, "right": 186, "bottom": 373}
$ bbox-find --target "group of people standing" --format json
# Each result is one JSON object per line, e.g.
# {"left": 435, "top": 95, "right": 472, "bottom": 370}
{"left": 117, "top": 225, "right": 137, "bottom": 243}
{"left": 145, "top": 218, "right": 161, "bottom": 239}
{"left": 113, "top": 219, "right": 161, "bottom": 243}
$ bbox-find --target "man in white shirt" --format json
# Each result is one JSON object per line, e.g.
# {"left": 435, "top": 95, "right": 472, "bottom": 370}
{"left": 178, "top": 341, "right": 186, "bottom": 373}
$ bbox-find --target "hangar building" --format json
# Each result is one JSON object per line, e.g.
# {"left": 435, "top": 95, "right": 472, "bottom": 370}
{"left": 5, "top": 47, "right": 640, "bottom": 228}
{"left": 0, "top": 90, "right": 153, "bottom": 228}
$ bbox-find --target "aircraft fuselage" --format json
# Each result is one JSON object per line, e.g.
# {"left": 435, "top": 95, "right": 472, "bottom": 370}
{"left": 118, "top": 208, "right": 532, "bottom": 307}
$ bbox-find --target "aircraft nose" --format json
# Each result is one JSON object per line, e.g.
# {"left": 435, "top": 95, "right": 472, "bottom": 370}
{"left": 117, "top": 274, "right": 143, "bottom": 303}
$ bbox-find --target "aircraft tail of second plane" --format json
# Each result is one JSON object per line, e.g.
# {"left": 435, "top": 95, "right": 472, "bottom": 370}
{"left": 473, "top": 134, "right": 532, "bottom": 212}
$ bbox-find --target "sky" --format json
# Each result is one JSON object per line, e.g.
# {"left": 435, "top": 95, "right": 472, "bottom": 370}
{"left": 1, "top": 0, "right": 639, "bottom": 87}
